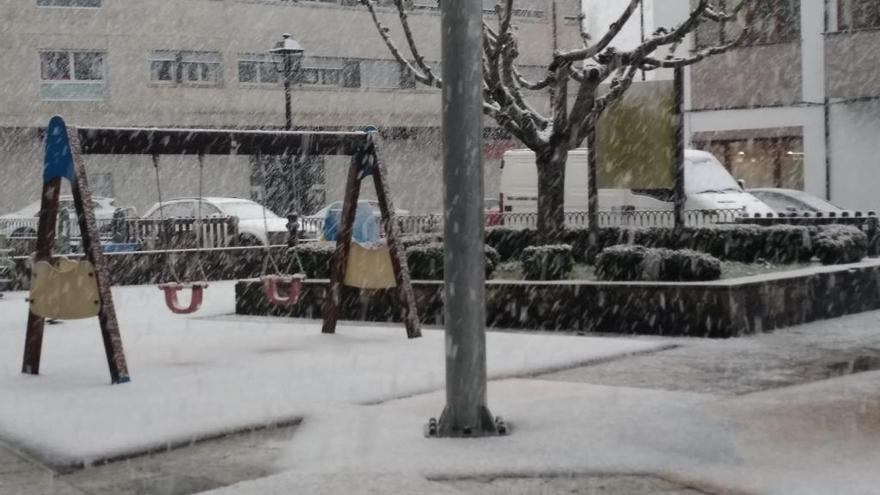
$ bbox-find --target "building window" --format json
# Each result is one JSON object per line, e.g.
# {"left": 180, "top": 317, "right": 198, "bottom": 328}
{"left": 839, "top": 0, "right": 880, "bottom": 30}
{"left": 238, "top": 54, "right": 280, "bottom": 84}
{"left": 694, "top": 137, "right": 804, "bottom": 190}
{"left": 295, "top": 57, "right": 346, "bottom": 87}
{"left": 238, "top": 55, "right": 431, "bottom": 90}
{"left": 258, "top": 0, "right": 543, "bottom": 17}
{"left": 360, "top": 59, "right": 410, "bottom": 89}
{"left": 695, "top": 0, "right": 800, "bottom": 48}
{"left": 239, "top": 55, "right": 361, "bottom": 88}
{"left": 36, "top": 0, "right": 101, "bottom": 7}
{"left": 39, "top": 50, "right": 105, "bottom": 100}
{"left": 149, "top": 51, "right": 222, "bottom": 86}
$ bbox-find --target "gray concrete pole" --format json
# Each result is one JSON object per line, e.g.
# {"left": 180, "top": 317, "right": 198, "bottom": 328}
{"left": 435, "top": 0, "right": 498, "bottom": 437}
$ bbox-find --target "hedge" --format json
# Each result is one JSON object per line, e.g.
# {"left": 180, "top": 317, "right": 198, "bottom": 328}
{"left": 486, "top": 225, "right": 815, "bottom": 264}
{"left": 520, "top": 244, "right": 574, "bottom": 280}
{"left": 595, "top": 245, "right": 722, "bottom": 282}
{"left": 405, "top": 242, "right": 499, "bottom": 280}
{"left": 289, "top": 242, "right": 336, "bottom": 278}
{"left": 399, "top": 233, "right": 444, "bottom": 249}
{"left": 813, "top": 225, "right": 868, "bottom": 265}
{"left": 486, "top": 228, "right": 539, "bottom": 261}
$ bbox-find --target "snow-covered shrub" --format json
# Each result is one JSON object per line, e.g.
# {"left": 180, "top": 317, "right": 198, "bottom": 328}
{"left": 289, "top": 242, "right": 335, "bottom": 278}
{"left": 399, "top": 233, "right": 443, "bottom": 249}
{"left": 654, "top": 248, "right": 722, "bottom": 281}
{"left": 596, "top": 245, "right": 721, "bottom": 282}
{"left": 485, "top": 224, "right": 814, "bottom": 265}
{"left": 485, "top": 227, "right": 539, "bottom": 261}
{"left": 520, "top": 244, "right": 574, "bottom": 280}
{"left": 405, "top": 242, "right": 499, "bottom": 280}
{"left": 760, "top": 225, "right": 814, "bottom": 263}
{"left": 813, "top": 225, "right": 867, "bottom": 265}
{"left": 594, "top": 245, "right": 648, "bottom": 281}
{"left": 619, "top": 225, "right": 812, "bottom": 264}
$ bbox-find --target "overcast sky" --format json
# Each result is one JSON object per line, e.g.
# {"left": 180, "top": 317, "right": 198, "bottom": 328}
{"left": 582, "top": 0, "right": 651, "bottom": 50}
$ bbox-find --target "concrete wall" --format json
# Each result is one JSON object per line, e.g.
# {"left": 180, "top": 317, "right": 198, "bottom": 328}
{"left": 826, "top": 30, "right": 880, "bottom": 100}
{"left": 829, "top": 99, "right": 880, "bottom": 211}
{"left": 690, "top": 43, "right": 803, "bottom": 110}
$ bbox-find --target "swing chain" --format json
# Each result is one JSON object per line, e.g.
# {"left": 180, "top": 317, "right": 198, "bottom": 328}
{"left": 259, "top": 155, "right": 284, "bottom": 277}
{"left": 153, "top": 154, "right": 181, "bottom": 284}
{"left": 194, "top": 154, "right": 208, "bottom": 282}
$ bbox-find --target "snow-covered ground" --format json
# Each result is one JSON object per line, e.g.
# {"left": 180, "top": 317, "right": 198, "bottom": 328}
{"left": 3, "top": 282, "right": 880, "bottom": 495}
{"left": 211, "top": 371, "right": 880, "bottom": 495}
{"left": 0, "top": 282, "right": 667, "bottom": 467}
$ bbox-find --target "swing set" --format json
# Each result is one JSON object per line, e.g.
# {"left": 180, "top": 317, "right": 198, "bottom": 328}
{"left": 23, "top": 116, "right": 421, "bottom": 384}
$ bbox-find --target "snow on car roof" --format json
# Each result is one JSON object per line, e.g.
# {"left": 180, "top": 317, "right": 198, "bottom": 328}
{"left": 154, "top": 197, "right": 253, "bottom": 204}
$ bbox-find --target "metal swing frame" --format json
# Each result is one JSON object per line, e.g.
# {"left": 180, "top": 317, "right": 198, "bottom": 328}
{"left": 40, "top": 118, "right": 421, "bottom": 340}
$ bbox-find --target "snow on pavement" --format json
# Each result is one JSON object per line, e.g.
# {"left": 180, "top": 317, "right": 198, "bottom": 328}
{"left": 0, "top": 282, "right": 668, "bottom": 467}
{"left": 208, "top": 372, "right": 880, "bottom": 495}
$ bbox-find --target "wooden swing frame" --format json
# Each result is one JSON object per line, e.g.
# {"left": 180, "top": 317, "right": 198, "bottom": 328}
{"left": 23, "top": 118, "right": 420, "bottom": 383}
{"left": 24, "top": 116, "right": 130, "bottom": 383}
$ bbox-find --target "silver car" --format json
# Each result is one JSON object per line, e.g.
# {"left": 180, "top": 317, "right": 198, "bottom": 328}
{"left": 747, "top": 188, "right": 845, "bottom": 215}
{"left": 142, "top": 197, "right": 290, "bottom": 246}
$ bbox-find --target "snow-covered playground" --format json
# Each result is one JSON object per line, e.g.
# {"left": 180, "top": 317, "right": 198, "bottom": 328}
{"left": 2, "top": 282, "right": 880, "bottom": 494}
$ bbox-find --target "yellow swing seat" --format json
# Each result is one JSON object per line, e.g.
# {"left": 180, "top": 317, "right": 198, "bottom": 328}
{"left": 30, "top": 257, "right": 101, "bottom": 320}
{"left": 343, "top": 241, "right": 397, "bottom": 289}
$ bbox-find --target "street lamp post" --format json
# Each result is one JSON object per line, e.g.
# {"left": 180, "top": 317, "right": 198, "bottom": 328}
{"left": 270, "top": 33, "right": 305, "bottom": 214}
{"left": 271, "top": 33, "right": 304, "bottom": 130}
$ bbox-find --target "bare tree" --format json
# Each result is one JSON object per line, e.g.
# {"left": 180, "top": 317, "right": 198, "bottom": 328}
{"left": 360, "top": 0, "right": 752, "bottom": 242}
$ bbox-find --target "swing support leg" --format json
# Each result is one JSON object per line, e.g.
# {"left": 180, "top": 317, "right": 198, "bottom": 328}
{"left": 322, "top": 154, "right": 361, "bottom": 335}
{"left": 23, "top": 121, "right": 130, "bottom": 384}
{"left": 68, "top": 127, "right": 130, "bottom": 383}
{"left": 371, "top": 148, "right": 421, "bottom": 338}
{"left": 22, "top": 178, "right": 60, "bottom": 375}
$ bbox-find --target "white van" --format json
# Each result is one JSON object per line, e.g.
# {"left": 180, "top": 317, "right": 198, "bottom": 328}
{"left": 499, "top": 148, "right": 774, "bottom": 216}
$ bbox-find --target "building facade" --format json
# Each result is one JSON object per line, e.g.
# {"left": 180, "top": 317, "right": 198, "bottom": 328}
{"left": 685, "top": 0, "right": 880, "bottom": 211}
{"left": 0, "top": 0, "right": 580, "bottom": 216}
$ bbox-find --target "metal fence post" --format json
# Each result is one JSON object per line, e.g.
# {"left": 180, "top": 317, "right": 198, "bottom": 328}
{"left": 429, "top": 0, "right": 502, "bottom": 438}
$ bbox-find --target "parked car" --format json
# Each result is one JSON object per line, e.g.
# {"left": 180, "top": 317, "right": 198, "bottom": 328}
{"left": 302, "top": 200, "right": 410, "bottom": 239}
{"left": 0, "top": 195, "right": 125, "bottom": 237}
{"left": 142, "top": 197, "right": 290, "bottom": 246}
{"left": 747, "top": 188, "right": 845, "bottom": 215}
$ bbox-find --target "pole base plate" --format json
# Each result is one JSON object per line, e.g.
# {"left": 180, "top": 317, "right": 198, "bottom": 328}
{"left": 425, "top": 410, "right": 509, "bottom": 438}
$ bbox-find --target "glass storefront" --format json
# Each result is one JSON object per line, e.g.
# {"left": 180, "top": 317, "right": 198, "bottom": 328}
{"left": 694, "top": 136, "right": 804, "bottom": 190}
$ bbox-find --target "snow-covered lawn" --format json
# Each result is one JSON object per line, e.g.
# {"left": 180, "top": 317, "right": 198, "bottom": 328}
{"left": 0, "top": 282, "right": 667, "bottom": 467}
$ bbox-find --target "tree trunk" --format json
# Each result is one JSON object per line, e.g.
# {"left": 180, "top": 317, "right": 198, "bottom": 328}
{"left": 586, "top": 128, "right": 601, "bottom": 262}
{"left": 536, "top": 148, "right": 567, "bottom": 244}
